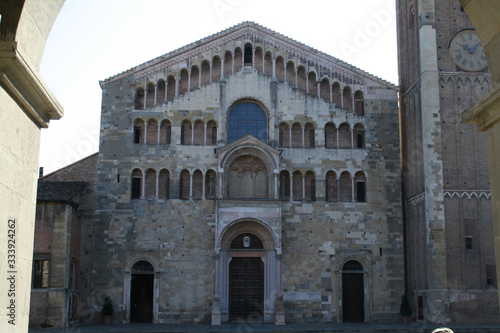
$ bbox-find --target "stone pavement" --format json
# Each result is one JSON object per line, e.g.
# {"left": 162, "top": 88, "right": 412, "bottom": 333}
{"left": 28, "top": 322, "right": 500, "bottom": 333}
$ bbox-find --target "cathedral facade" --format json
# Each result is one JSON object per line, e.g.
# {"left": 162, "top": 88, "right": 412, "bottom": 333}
{"left": 397, "top": 0, "right": 499, "bottom": 324}
{"left": 93, "top": 22, "right": 403, "bottom": 324}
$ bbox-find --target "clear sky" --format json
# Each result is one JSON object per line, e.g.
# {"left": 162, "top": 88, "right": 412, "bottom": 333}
{"left": 39, "top": 0, "right": 398, "bottom": 174}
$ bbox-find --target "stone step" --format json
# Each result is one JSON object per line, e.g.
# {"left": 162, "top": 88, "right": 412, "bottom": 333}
{"left": 28, "top": 323, "right": 500, "bottom": 333}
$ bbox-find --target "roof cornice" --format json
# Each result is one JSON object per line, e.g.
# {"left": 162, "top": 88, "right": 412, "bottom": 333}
{"left": 101, "top": 22, "right": 396, "bottom": 89}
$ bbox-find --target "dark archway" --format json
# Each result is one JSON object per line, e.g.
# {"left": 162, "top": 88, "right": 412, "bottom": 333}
{"left": 342, "top": 260, "right": 364, "bottom": 322}
{"left": 130, "top": 260, "right": 154, "bottom": 323}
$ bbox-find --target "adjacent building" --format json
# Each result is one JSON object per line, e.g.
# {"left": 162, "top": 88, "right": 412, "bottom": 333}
{"left": 397, "top": 0, "right": 499, "bottom": 324}
{"left": 0, "top": 1, "right": 64, "bottom": 332}
{"left": 29, "top": 154, "right": 97, "bottom": 328}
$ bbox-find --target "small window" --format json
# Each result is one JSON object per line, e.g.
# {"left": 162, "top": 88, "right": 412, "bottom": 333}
{"left": 356, "top": 182, "right": 366, "bottom": 202}
{"left": 244, "top": 44, "right": 253, "bottom": 65}
{"left": 33, "top": 259, "right": 49, "bottom": 288}
{"left": 465, "top": 236, "right": 473, "bottom": 250}
{"left": 131, "top": 169, "right": 142, "bottom": 199}
{"left": 134, "top": 127, "right": 142, "bottom": 144}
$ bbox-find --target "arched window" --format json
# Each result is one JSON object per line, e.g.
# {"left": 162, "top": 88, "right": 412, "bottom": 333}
{"left": 254, "top": 47, "right": 263, "bottom": 73}
{"left": 201, "top": 60, "right": 211, "bottom": 86}
{"left": 181, "top": 120, "right": 192, "bottom": 145}
{"left": 264, "top": 52, "right": 273, "bottom": 77}
{"left": 286, "top": 61, "right": 295, "bottom": 85}
{"left": 339, "top": 123, "right": 351, "bottom": 148}
{"left": 325, "top": 122, "right": 337, "bottom": 148}
{"left": 297, "top": 66, "right": 306, "bottom": 92}
{"left": 275, "top": 56, "right": 285, "bottom": 82}
{"left": 131, "top": 169, "right": 143, "bottom": 199}
{"left": 339, "top": 171, "right": 352, "bottom": 202}
{"left": 135, "top": 88, "right": 144, "bottom": 110}
{"left": 279, "top": 123, "right": 290, "bottom": 147}
{"left": 354, "top": 171, "right": 366, "bottom": 203}
{"left": 179, "top": 170, "right": 190, "bottom": 200}
{"left": 156, "top": 80, "right": 165, "bottom": 104}
{"left": 320, "top": 78, "right": 330, "bottom": 102}
{"left": 158, "top": 169, "right": 170, "bottom": 199}
{"left": 190, "top": 66, "right": 199, "bottom": 92}
{"left": 179, "top": 69, "right": 189, "bottom": 95}
{"left": 343, "top": 260, "right": 363, "bottom": 271}
{"left": 213, "top": 55, "right": 222, "bottom": 82}
{"left": 304, "top": 171, "right": 316, "bottom": 201}
{"left": 304, "top": 123, "right": 315, "bottom": 148}
{"left": 354, "top": 90, "right": 364, "bottom": 116}
{"left": 343, "top": 86, "right": 352, "bottom": 112}
{"left": 308, "top": 72, "right": 317, "bottom": 97}
{"left": 206, "top": 121, "right": 217, "bottom": 145}
{"left": 326, "top": 171, "right": 338, "bottom": 202}
{"left": 132, "top": 260, "right": 154, "bottom": 273}
{"left": 145, "top": 169, "right": 156, "bottom": 199}
{"left": 228, "top": 102, "right": 267, "bottom": 143}
{"left": 223, "top": 52, "right": 232, "bottom": 77}
{"left": 332, "top": 82, "right": 341, "bottom": 107}
{"left": 291, "top": 122, "right": 302, "bottom": 147}
{"left": 354, "top": 124, "right": 365, "bottom": 148}
{"left": 193, "top": 120, "right": 204, "bottom": 145}
{"left": 205, "top": 170, "right": 216, "bottom": 199}
{"left": 167, "top": 76, "right": 176, "bottom": 100}
{"left": 133, "top": 119, "right": 144, "bottom": 144}
{"left": 292, "top": 171, "right": 303, "bottom": 201}
{"left": 234, "top": 48, "right": 243, "bottom": 73}
{"left": 146, "top": 119, "right": 158, "bottom": 144}
{"left": 160, "top": 120, "right": 171, "bottom": 145}
{"left": 279, "top": 170, "right": 290, "bottom": 199}
{"left": 192, "top": 170, "right": 203, "bottom": 200}
{"left": 146, "top": 83, "right": 155, "bottom": 108}
{"left": 244, "top": 43, "right": 252, "bottom": 65}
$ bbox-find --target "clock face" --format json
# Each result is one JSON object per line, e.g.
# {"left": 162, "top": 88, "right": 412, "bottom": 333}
{"left": 449, "top": 29, "right": 488, "bottom": 72}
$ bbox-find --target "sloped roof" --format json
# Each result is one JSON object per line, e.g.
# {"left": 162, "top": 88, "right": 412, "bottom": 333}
{"left": 37, "top": 181, "right": 88, "bottom": 203}
{"left": 101, "top": 21, "right": 395, "bottom": 89}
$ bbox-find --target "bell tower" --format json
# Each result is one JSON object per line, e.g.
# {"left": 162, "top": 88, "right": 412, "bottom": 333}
{"left": 397, "top": 0, "right": 498, "bottom": 324}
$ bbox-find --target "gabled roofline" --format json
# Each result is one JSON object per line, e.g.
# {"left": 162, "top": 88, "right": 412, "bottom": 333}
{"left": 40, "top": 152, "right": 99, "bottom": 180}
{"left": 100, "top": 21, "right": 396, "bottom": 90}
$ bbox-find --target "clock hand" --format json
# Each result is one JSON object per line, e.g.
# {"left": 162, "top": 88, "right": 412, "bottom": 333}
{"left": 457, "top": 43, "right": 470, "bottom": 51}
{"left": 469, "top": 42, "right": 481, "bottom": 53}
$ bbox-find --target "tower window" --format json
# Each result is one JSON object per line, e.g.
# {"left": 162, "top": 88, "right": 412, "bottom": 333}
{"left": 465, "top": 236, "right": 473, "bottom": 250}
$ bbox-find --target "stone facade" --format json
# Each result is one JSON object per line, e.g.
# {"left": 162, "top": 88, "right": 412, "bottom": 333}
{"left": 0, "top": 1, "right": 64, "bottom": 332}
{"left": 397, "top": 0, "right": 499, "bottom": 324}
{"left": 93, "top": 22, "right": 403, "bottom": 324}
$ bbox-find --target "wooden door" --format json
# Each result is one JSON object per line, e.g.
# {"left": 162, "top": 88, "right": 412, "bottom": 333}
{"left": 130, "top": 274, "right": 154, "bottom": 322}
{"left": 342, "top": 272, "right": 364, "bottom": 322}
{"left": 229, "top": 257, "right": 264, "bottom": 321}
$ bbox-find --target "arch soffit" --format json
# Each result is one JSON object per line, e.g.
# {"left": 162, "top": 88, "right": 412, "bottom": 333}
{"left": 218, "top": 137, "right": 280, "bottom": 172}
{"left": 218, "top": 218, "right": 278, "bottom": 251}
{"left": 126, "top": 255, "right": 160, "bottom": 273}
{"left": 337, "top": 255, "right": 367, "bottom": 273}
{"left": 226, "top": 96, "right": 270, "bottom": 118}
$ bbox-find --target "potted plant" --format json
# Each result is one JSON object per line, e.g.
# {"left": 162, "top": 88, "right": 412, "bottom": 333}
{"left": 400, "top": 294, "right": 412, "bottom": 322}
{"left": 101, "top": 296, "right": 114, "bottom": 324}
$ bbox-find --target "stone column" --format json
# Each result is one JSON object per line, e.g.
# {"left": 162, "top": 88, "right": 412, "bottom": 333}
{"left": 274, "top": 254, "right": 285, "bottom": 325}
{"left": 211, "top": 254, "right": 221, "bottom": 325}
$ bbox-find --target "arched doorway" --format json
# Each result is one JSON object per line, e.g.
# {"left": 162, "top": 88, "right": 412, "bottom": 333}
{"left": 342, "top": 260, "right": 364, "bottom": 322}
{"left": 214, "top": 220, "right": 281, "bottom": 323}
{"left": 130, "top": 260, "right": 154, "bottom": 322}
{"left": 229, "top": 233, "right": 264, "bottom": 321}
